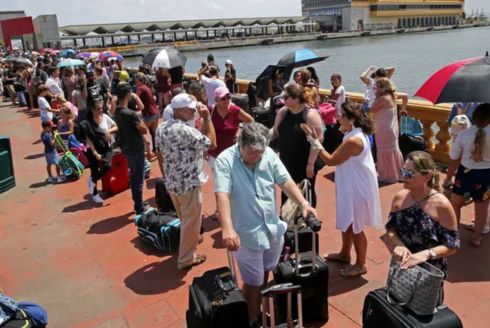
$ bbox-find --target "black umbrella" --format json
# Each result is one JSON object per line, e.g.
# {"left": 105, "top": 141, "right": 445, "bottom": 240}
{"left": 142, "top": 47, "right": 187, "bottom": 70}
{"left": 415, "top": 51, "right": 490, "bottom": 103}
{"left": 277, "top": 49, "right": 328, "bottom": 69}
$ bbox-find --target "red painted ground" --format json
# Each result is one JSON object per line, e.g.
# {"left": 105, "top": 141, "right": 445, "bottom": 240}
{"left": 0, "top": 103, "right": 488, "bottom": 328}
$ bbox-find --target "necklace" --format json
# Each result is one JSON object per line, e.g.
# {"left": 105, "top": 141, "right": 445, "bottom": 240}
{"left": 410, "top": 190, "right": 437, "bottom": 206}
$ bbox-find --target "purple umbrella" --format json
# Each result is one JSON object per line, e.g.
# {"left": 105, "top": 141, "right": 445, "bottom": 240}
{"left": 78, "top": 52, "right": 91, "bottom": 59}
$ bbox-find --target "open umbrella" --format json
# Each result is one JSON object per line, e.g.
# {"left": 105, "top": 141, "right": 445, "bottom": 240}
{"left": 277, "top": 49, "right": 328, "bottom": 69}
{"left": 142, "top": 47, "right": 187, "bottom": 70}
{"left": 78, "top": 51, "right": 91, "bottom": 59}
{"left": 98, "top": 50, "right": 123, "bottom": 62}
{"left": 60, "top": 48, "right": 76, "bottom": 58}
{"left": 5, "top": 55, "right": 33, "bottom": 66}
{"left": 57, "top": 58, "right": 85, "bottom": 68}
{"left": 415, "top": 52, "right": 490, "bottom": 104}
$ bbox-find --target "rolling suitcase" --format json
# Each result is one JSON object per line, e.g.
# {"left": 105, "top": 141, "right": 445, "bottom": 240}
{"left": 102, "top": 152, "right": 129, "bottom": 194}
{"left": 54, "top": 133, "right": 84, "bottom": 179}
{"left": 231, "top": 93, "right": 249, "bottom": 114}
{"left": 274, "top": 214, "right": 329, "bottom": 323}
{"left": 261, "top": 283, "right": 303, "bottom": 328}
{"left": 252, "top": 106, "right": 274, "bottom": 128}
{"left": 283, "top": 180, "right": 320, "bottom": 253}
{"left": 363, "top": 288, "right": 463, "bottom": 328}
{"left": 186, "top": 252, "right": 249, "bottom": 328}
{"left": 155, "top": 178, "right": 176, "bottom": 212}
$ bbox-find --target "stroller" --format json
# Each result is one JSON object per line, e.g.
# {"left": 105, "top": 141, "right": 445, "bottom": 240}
{"left": 54, "top": 133, "right": 84, "bottom": 180}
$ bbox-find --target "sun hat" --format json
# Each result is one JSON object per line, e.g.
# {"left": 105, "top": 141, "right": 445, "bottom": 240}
{"left": 214, "top": 86, "right": 231, "bottom": 99}
{"left": 225, "top": 59, "right": 233, "bottom": 65}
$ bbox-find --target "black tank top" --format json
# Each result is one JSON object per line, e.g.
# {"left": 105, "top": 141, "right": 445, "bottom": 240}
{"left": 278, "top": 108, "right": 311, "bottom": 181}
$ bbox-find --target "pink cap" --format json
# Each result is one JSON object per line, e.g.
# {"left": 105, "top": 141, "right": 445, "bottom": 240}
{"left": 214, "top": 86, "right": 230, "bottom": 99}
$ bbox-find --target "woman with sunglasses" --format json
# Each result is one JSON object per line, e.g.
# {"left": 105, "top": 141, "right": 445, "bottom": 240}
{"left": 301, "top": 102, "right": 381, "bottom": 277}
{"left": 385, "top": 151, "right": 459, "bottom": 297}
{"left": 271, "top": 82, "right": 323, "bottom": 206}
{"left": 207, "top": 86, "right": 253, "bottom": 170}
{"left": 81, "top": 100, "right": 118, "bottom": 204}
{"left": 446, "top": 103, "right": 490, "bottom": 247}
{"left": 371, "top": 77, "right": 406, "bottom": 184}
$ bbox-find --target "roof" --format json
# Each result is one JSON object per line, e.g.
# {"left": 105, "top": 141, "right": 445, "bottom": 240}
{"left": 59, "top": 16, "right": 306, "bottom": 35}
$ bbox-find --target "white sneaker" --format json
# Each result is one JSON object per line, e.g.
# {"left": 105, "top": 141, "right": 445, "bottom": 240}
{"left": 87, "top": 177, "right": 95, "bottom": 194}
{"left": 46, "top": 176, "right": 56, "bottom": 183}
{"left": 57, "top": 176, "right": 66, "bottom": 183}
{"left": 92, "top": 193, "right": 104, "bottom": 204}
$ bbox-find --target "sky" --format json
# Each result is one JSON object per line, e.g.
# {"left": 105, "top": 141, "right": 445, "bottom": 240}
{"left": 0, "top": 0, "right": 488, "bottom": 26}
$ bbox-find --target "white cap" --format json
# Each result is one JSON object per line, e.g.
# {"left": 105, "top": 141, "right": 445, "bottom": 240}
{"left": 225, "top": 59, "right": 233, "bottom": 65}
{"left": 450, "top": 114, "right": 471, "bottom": 138}
{"left": 170, "top": 93, "right": 197, "bottom": 110}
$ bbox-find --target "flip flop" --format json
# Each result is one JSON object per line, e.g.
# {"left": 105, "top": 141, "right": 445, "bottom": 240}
{"left": 324, "top": 253, "right": 351, "bottom": 264}
{"left": 339, "top": 265, "right": 367, "bottom": 278}
{"left": 178, "top": 254, "right": 207, "bottom": 270}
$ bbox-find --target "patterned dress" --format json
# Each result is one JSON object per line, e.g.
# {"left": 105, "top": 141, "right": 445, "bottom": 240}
{"left": 385, "top": 201, "right": 460, "bottom": 276}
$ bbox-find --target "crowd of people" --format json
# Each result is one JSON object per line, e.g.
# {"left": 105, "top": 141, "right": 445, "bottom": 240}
{"left": 2, "top": 49, "right": 489, "bottom": 326}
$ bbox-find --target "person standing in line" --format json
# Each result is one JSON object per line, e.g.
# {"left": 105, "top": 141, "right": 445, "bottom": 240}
{"left": 215, "top": 122, "right": 317, "bottom": 325}
{"left": 41, "top": 121, "right": 66, "bottom": 184}
{"left": 198, "top": 65, "right": 225, "bottom": 107}
{"left": 302, "top": 102, "right": 381, "bottom": 277}
{"left": 113, "top": 83, "right": 148, "bottom": 215}
{"left": 224, "top": 59, "right": 236, "bottom": 94}
{"left": 155, "top": 93, "right": 217, "bottom": 270}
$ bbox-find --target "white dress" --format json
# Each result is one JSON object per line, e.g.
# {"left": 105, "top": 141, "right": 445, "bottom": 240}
{"left": 335, "top": 127, "right": 382, "bottom": 234}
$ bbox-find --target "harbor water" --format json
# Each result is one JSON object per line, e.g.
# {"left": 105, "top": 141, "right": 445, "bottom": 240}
{"left": 125, "top": 26, "right": 490, "bottom": 97}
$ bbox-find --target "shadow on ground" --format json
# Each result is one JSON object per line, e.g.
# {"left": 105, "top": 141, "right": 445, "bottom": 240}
{"left": 25, "top": 153, "right": 45, "bottom": 160}
{"left": 130, "top": 236, "right": 168, "bottom": 257}
{"left": 124, "top": 257, "right": 186, "bottom": 295}
{"left": 87, "top": 212, "right": 134, "bottom": 234}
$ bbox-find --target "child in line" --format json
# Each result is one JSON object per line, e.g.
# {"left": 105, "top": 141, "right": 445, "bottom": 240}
{"left": 38, "top": 84, "right": 60, "bottom": 125}
{"left": 41, "top": 121, "right": 66, "bottom": 183}
{"left": 57, "top": 107, "right": 74, "bottom": 142}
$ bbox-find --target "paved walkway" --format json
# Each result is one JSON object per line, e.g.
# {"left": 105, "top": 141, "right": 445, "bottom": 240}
{"left": 0, "top": 103, "right": 488, "bottom": 327}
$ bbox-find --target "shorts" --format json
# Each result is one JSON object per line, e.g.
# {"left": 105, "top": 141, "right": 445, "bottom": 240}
{"left": 45, "top": 151, "right": 59, "bottom": 165}
{"left": 452, "top": 165, "right": 490, "bottom": 202}
{"left": 143, "top": 114, "right": 159, "bottom": 124}
{"left": 235, "top": 237, "right": 284, "bottom": 287}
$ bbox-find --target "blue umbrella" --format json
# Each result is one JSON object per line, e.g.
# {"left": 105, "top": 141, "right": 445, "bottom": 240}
{"left": 60, "top": 48, "right": 76, "bottom": 58}
{"left": 277, "top": 49, "right": 328, "bottom": 69}
{"left": 57, "top": 58, "right": 85, "bottom": 68}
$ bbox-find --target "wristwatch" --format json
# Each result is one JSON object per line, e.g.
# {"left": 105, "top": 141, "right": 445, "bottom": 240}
{"left": 428, "top": 248, "right": 437, "bottom": 260}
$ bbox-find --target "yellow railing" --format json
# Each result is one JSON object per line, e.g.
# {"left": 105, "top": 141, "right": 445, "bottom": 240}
{"left": 185, "top": 73, "right": 453, "bottom": 165}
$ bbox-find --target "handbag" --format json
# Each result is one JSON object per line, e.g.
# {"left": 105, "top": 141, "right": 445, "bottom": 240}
{"left": 281, "top": 179, "right": 311, "bottom": 230}
{"left": 386, "top": 258, "right": 444, "bottom": 316}
{"left": 400, "top": 115, "right": 423, "bottom": 137}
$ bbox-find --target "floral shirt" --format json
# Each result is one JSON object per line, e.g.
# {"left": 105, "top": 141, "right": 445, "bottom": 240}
{"left": 386, "top": 202, "right": 460, "bottom": 276}
{"left": 155, "top": 118, "right": 211, "bottom": 195}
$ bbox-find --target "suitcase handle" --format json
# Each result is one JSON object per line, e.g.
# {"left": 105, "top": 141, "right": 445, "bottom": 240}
{"left": 227, "top": 251, "right": 239, "bottom": 286}
{"left": 261, "top": 283, "right": 303, "bottom": 328}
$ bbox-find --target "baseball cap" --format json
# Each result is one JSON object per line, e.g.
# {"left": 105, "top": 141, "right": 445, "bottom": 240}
{"left": 171, "top": 93, "right": 197, "bottom": 110}
{"left": 450, "top": 114, "right": 471, "bottom": 138}
{"left": 225, "top": 59, "right": 233, "bottom": 65}
{"left": 119, "top": 70, "right": 129, "bottom": 82}
{"left": 214, "top": 86, "right": 231, "bottom": 99}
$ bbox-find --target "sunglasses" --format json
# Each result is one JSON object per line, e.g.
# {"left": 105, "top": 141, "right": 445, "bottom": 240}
{"left": 220, "top": 95, "right": 231, "bottom": 101}
{"left": 400, "top": 168, "right": 419, "bottom": 179}
{"left": 284, "top": 94, "right": 293, "bottom": 100}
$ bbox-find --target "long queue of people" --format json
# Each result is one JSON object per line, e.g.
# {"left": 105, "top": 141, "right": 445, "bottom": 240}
{"left": 4, "top": 50, "right": 490, "bottom": 326}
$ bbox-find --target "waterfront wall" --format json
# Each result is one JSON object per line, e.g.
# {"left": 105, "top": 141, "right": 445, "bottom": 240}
{"left": 185, "top": 73, "right": 453, "bottom": 165}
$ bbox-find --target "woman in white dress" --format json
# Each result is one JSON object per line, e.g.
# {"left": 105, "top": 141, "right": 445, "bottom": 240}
{"left": 301, "top": 102, "right": 382, "bottom": 277}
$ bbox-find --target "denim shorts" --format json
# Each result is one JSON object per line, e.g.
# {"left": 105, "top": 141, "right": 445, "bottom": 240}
{"left": 143, "top": 114, "right": 159, "bottom": 123}
{"left": 453, "top": 165, "right": 490, "bottom": 202}
{"left": 45, "top": 151, "right": 59, "bottom": 165}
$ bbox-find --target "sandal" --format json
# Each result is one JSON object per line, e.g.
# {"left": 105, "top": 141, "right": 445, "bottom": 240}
{"left": 471, "top": 238, "right": 482, "bottom": 247}
{"left": 324, "top": 253, "right": 351, "bottom": 264}
{"left": 464, "top": 222, "right": 490, "bottom": 235}
{"left": 339, "top": 265, "right": 367, "bottom": 278}
{"left": 178, "top": 254, "right": 207, "bottom": 270}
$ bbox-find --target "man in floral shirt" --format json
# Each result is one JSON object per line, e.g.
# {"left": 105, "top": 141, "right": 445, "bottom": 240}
{"left": 155, "top": 93, "right": 216, "bottom": 270}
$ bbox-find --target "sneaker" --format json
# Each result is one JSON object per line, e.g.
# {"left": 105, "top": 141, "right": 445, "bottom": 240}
{"left": 57, "top": 176, "right": 66, "bottom": 183}
{"left": 92, "top": 194, "right": 104, "bottom": 204}
{"left": 87, "top": 177, "right": 95, "bottom": 194}
{"left": 46, "top": 176, "right": 56, "bottom": 183}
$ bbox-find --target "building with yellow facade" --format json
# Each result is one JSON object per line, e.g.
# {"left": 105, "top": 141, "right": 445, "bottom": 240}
{"left": 302, "top": 0, "right": 464, "bottom": 32}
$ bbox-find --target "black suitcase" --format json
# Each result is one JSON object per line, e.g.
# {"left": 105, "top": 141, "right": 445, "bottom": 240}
{"left": 252, "top": 106, "right": 274, "bottom": 128}
{"left": 231, "top": 93, "right": 249, "bottom": 114}
{"left": 363, "top": 288, "right": 463, "bottom": 328}
{"left": 155, "top": 178, "right": 176, "bottom": 212}
{"left": 186, "top": 252, "right": 249, "bottom": 328}
{"left": 274, "top": 215, "right": 329, "bottom": 323}
{"left": 399, "top": 133, "right": 427, "bottom": 159}
{"left": 261, "top": 283, "right": 304, "bottom": 328}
